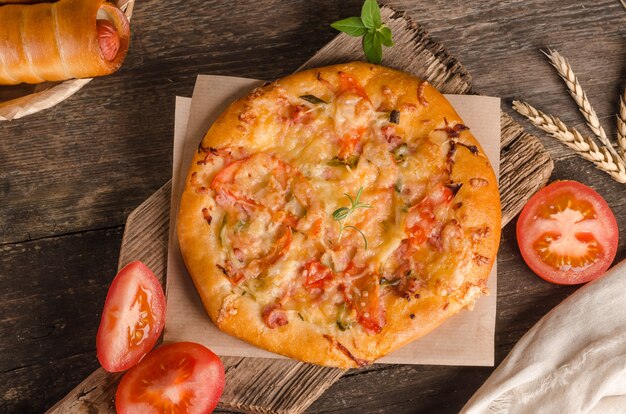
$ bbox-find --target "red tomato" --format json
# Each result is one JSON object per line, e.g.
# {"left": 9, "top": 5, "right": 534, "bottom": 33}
{"left": 338, "top": 126, "right": 366, "bottom": 160}
{"left": 340, "top": 273, "right": 384, "bottom": 334}
{"left": 405, "top": 198, "right": 436, "bottom": 245}
{"left": 337, "top": 71, "right": 370, "bottom": 101}
{"left": 115, "top": 342, "right": 225, "bottom": 414}
{"left": 96, "top": 261, "right": 166, "bottom": 372}
{"left": 516, "top": 181, "right": 618, "bottom": 285}
{"left": 303, "top": 260, "right": 334, "bottom": 289}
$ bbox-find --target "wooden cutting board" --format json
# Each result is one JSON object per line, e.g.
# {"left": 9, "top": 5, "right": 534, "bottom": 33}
{"left": 46, "top": 5, "right": 553, "bottom": 414}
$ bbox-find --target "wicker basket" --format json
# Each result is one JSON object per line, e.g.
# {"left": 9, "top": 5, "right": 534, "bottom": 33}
{"left": 0, "top": 0, "right": 134, "bottom": 121}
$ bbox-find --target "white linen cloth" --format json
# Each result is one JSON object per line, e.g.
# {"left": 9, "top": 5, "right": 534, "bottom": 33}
{"left": 462, "top": 259, "right": 626, "bottom": 414}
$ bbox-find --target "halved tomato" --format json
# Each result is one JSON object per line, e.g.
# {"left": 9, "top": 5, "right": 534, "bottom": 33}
{"left": 115, "top": 342, "right": 225, "bottom": 414}
{"left": 96, "top": 261, "right": 166, "bottom": 372}
{"left": 516, "top": 180, "right": 618, "bottom": 284}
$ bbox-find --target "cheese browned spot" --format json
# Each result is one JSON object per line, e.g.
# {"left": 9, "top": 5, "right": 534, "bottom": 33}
{"left": 177, "top": 62, "right": 501, "bottom": 368}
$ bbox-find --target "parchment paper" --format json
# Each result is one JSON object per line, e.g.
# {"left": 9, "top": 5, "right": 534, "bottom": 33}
{"left": 165, "top": 75, "right": 501, "bottom": 366}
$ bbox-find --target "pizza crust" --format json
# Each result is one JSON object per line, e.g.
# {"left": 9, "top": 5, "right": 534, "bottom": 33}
{"left": 178, "top": 62, "right": 500, "bottom": 368}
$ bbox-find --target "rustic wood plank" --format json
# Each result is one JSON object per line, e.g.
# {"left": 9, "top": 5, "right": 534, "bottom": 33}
{"left": 117, "top": 180, "right": 171, "bottom": 273}
{"left": 48, "top": 8, "right": 554, "bottom": 411}
{"left": 0, "top": 227, "right": 122, "bottom": 413}
{"left": 499, "top": 112, "right": 553, "bottom": 224}
{"left": 218, "top": 358, "right": 344, "bottom": 414}
{"left": 45, "top": 182, "right": 171, "bottom": 414}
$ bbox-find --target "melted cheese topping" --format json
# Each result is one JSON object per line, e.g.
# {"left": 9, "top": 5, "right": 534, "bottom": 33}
{"left": 187, "top": 68, "right": 491, "bottom": 335}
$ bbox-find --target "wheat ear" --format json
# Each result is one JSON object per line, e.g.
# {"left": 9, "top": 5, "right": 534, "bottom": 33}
{"left": 618, "top": 87, "right": 626, "bottom": 159}
{"left": 543, "top": 50, "right": 613, "bottom": 147}
{"left": 513, "top": 100, "right": 626, "bottom": 183}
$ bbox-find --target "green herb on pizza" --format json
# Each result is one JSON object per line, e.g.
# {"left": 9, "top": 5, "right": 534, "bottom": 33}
{"left": 332, "top": 186, "right": 372, "bottom": 249}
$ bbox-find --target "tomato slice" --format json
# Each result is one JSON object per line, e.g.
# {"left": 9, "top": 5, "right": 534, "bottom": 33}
{"left": 96, "top": 261, "right": 166, "bottom": 372}
{"left": 516, "top": 180, "right": 618, "bottom": 284}
{"left": 116, "top": 342, "right": 225, "bottom": 414}
{"left": 211, "top": 153, "right": 292, "bottom": 211}
{"left": 405, "top": 198, "right": 436, "bottom": 245}
{"left": 337, "top": 71, "right": 370, "bottom": 102}
{"left": 338, "top": 126, "right": 367, "bottom": 160}
{"left": 302, "top": 260, "right": 334, "bottom": 290}
{"left": 340, "top": 272, "right": 385, "bottom": 334}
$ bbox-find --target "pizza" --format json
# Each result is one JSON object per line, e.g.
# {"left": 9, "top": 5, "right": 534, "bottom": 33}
{"left": 177, "top": 62, "right": 500, "bottom": 368}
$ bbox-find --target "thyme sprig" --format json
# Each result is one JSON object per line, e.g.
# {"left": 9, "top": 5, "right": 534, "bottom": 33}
{"left": 332, "top": 186, "right": 372, "bottom": 249}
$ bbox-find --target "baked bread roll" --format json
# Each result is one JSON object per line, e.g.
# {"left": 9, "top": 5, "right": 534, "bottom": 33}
{"left": 0, "top": 0, "right": 130, "bottom": 85}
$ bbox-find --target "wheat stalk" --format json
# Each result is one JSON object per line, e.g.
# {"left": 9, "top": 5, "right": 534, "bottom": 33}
{"left": 618, "top": 87, "right": 626, "bottom": 159}
{"left": 513, "top": 101, "right": 604, "bottom": 163}
{"left": 543, "top": 50, "right": 615, "bottom": 148}
{"left": 513, "top": 100, "right": 626, "bottom": 183}
{"left": 621, "top": 0, "right": 626, "bottom": 10}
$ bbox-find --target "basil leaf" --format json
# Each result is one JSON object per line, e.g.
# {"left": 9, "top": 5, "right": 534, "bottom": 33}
{"left": 380, "top": 277, "right": 401, "bottom": 287}
{"left": 300, "top": 94, "right": 327, "bottom": 104}
{"left": 379, "top": 25, "right": 394, "bottom": 46}
{"left": 361, "top": 0, "right": 382, "bottom": 29}
{"left": 330, "top": 1, "right": 393, "bottom": 65}
{"left": 392, "top": 143, "right": 409, "bottom": 163}
{"left": 328, "top": 155, "right": 359, "bottom": 168}
{"left": 394, "top": 181, "right": 402, "bottom": 193}
{"left": 363, "top": 31, "right": 382, "bottom": 64}
{"left": 330, "top": 16, "right": 368, "bottom": 37}
{"left": 336, "top": 303, "right": 352, "bottom": 331}
{"left": 337, "top": 320, "right": 353, "bottom": 331}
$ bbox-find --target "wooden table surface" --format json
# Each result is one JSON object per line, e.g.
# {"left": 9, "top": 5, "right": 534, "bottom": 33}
{"left": 1, "top": 0, "right": 625, "bottom": 412}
